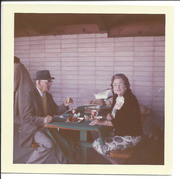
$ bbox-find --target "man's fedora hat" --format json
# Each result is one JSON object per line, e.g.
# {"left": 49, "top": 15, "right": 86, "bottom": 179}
{"left": 35, "top": 70, "right": 55, "bottom": 80}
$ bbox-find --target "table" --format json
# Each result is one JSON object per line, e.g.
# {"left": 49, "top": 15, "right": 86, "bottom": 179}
{"left": 44, "top": 108, "right": 112, "bottom": 163}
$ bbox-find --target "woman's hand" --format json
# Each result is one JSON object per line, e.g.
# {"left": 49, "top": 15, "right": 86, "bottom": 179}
{"left": 106, "top": 113, "right": 113, "bottom": 121}
{"left": 89, "top": 119, "right": 102, "bottom": 126}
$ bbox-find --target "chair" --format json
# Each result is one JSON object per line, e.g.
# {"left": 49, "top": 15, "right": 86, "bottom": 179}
{"left": 13, "top": 125, "right": 39, "bottom": 163}
{"left": 30, "top": 143, "right": 39, "bottom": 148}
{"left": 108, "top": 105, "right": 151, "bottom": 164}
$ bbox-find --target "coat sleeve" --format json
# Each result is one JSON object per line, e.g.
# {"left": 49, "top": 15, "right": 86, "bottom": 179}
{"left": 57, "top": 104, "right": 69, "bottom": 114}
{"left": 48, "top": 93, "right": 69, "bottom": 115}
{"left": 14, "top": 64, "right": 20, "bottom": 93}
{"left": 22, "top": 91, "right": 45, "bottom": 128}
{"left": 111, "top": 93, "right": 142, "bottom": 136}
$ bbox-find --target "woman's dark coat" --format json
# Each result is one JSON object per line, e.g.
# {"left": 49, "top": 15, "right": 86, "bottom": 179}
{"left": 111, "top": 89, "right": 143, "bottom": 137}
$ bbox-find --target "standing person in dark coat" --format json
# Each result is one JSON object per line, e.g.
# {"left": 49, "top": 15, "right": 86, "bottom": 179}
{"left": 89, "top": 73, "right": 142, "bottom": 156}
{"left": 14, "top": 56, "right": 34, "bottom": 124}
{"left": 20, "top": 70, "right": 73, "bottom": 164}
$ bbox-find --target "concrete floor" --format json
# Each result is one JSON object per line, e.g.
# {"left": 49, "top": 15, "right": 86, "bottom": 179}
{"left": 13, "top": 123, "right": 164, "bottom": 165}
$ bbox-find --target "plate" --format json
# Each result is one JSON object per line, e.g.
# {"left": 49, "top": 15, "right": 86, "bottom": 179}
{"left": 95, "top": 116, "right": 103, "bottom": 120}
{"left": 65, "top": 118, "right": 84, "bottom": 123}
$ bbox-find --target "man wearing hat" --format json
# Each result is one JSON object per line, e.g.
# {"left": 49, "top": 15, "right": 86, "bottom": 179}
{"left": 19, "top": 70, "right": 73, "bottom": 164}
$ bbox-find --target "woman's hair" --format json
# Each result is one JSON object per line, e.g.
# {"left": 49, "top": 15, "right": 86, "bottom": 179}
{"left": 111, "top": 73, "right": 130, "bottom": 90}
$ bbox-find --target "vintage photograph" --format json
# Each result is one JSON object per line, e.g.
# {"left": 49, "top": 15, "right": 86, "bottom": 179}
{"left": 1, "top": 2, "right": 174, "bottom": 176}
{"left": 13, "top": 13, "right": 165, "bottom": 165}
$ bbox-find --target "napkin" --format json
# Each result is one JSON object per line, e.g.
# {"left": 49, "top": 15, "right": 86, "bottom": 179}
{"left": 94, "top": 89, "right": 113, "bottom": 100}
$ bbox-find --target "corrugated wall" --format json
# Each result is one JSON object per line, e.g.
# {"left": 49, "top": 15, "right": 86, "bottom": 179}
{"left": 14, "top": 33, "right": 165, "bottom": 127}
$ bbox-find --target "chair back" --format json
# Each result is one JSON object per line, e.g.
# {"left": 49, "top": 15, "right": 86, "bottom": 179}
{"left": 139, "top": 105, "right": 151, "bottom": 124}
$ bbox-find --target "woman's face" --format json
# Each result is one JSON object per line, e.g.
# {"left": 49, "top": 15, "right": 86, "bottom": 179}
{"left": 112, "top": 78, "right": 127, "bottom": 96}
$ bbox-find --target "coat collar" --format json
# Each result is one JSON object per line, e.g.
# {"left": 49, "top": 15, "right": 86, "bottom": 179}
{"left": 112, "top": 89, "right": 132, "bottom": 108}
{"left": 36, "top": 87, "right": 45, "bottom": 97}
{"left": 113, "top": 89, "right": 132, "bottom": 100}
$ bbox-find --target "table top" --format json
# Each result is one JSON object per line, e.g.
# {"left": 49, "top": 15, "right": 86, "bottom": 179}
{"left": 44, "top": 105, "right": 111, "bottom": 132}
{"left": 44, "top": 105, "right": 112, "bottom": 146}
{"left": 44, "top": 114, "right": 105, "bottom": 132}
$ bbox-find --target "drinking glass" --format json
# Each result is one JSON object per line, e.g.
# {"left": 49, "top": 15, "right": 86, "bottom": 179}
{"left": 91, "top": 109, "right": 98, "bottom": 120}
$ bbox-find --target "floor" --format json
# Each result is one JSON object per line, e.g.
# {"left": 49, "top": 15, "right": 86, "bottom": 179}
{"left": 13, "top": 123, "right": 164, "bottom": 165}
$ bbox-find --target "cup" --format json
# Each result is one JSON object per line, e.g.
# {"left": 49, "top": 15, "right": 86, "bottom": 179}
{"left": 91, "top": 109, "right": 98, "bottom": 120}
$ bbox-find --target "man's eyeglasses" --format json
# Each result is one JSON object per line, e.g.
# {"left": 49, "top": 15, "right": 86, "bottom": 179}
{"left": 47, "top": 80, "right": 53, "bottom": 83}
{"left": 41, "top": 80, "right": 53, "bottom": 83}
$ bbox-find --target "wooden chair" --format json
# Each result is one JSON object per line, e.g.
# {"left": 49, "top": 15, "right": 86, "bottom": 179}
{"left": 108, "top": 105, "right": 151, "bottom": 164}
{"left": 30, "top": 143, "right": 39, "bottom": 148}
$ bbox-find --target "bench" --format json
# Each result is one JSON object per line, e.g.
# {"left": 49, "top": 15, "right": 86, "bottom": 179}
{"left": 108, "top": 105, "right": 151, "bottom": 164}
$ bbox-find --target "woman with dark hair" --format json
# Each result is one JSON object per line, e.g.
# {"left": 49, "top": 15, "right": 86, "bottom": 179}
{"left": 89, "top": 73, "right": 142, "bottom": 156}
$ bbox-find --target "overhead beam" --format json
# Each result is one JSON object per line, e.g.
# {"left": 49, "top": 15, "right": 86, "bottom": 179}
{"left": 14, "top": 14, "right": 165, "bottom": 37}
{"left": 108, "top": 19, "right": 165, "bottom": 37}
{"left": 90, "top": 15, "right": 108, "bottom": 31}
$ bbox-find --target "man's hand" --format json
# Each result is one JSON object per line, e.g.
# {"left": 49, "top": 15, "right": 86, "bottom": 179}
{"left": 44, "top": 115, "right": 53, "bottom": 123}
{"left": 64, "top": 97, "right": 74, "bottom": 107}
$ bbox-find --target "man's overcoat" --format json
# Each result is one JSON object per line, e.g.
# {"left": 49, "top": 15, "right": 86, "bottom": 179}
{"left": 14, "top": 62, "right": 34, "bottom": 124}
{"left": 20, "top": 88, "right": 67, "bottom": 147}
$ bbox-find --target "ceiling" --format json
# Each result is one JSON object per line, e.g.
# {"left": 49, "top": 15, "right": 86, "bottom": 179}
{"left": 15, "top": 13, "right": 165, "bottom": 37}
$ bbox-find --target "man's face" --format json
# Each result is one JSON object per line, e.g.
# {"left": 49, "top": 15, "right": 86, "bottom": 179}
{"left": 38, "top": 80, "right": 52, "bottom": 93}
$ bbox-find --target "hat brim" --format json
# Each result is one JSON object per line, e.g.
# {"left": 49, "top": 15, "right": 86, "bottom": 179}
{"left": 34, "top": 77, "right": 55, "bottom": 80}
